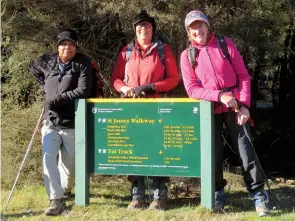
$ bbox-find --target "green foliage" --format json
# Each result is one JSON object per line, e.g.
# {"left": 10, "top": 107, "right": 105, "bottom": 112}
{"left": 208, "top": 0, "right": 290, "bottom": 72}
{"left": 1, "top": 104, "right": 44, "bottom": 188}
{"left": 1, "top": 40, "right": 46, "bottom": 107}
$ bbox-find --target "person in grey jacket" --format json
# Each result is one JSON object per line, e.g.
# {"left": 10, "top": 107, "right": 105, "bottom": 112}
{"left": 30, "top": 28, "right": 92, "bottom": 216}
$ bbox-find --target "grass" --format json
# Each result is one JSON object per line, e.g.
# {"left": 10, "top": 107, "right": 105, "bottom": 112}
{"left": 1, "top": 173, "right": 295, "bottom": 221}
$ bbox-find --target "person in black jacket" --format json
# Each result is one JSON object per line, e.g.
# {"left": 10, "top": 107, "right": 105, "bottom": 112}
{"left": 30, "top": 28, "right": 92, "bottom": 216}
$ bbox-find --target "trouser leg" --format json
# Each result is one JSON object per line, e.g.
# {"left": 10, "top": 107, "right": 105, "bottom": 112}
{"left": 152, "top": 177, "right": 168, "bottom": 200}
{"left": 225, "top": 111, "right": 264, "bottom": 192}
{"left": 41, "top": 121, "right": 64, "bottom": 200}
{"left": 214, "top": 114, "right": 227, "bottom": 191}
{"left": 58, "top": 128, "right": 75, "bottom": 194}
{"left": 130, "top": 176, "right": 145, "bottom": 200}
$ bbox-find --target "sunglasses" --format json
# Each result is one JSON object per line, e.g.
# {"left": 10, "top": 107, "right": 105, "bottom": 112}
{"left": 136, "top": 22, "right": 152, "bottom": 28}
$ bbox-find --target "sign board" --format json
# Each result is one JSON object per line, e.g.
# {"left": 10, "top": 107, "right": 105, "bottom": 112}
{"left": 88, "top": 99, "right": 200, "bottom": 177}
{"left": 75, "top": 98, "right": 214, "bottom": 209}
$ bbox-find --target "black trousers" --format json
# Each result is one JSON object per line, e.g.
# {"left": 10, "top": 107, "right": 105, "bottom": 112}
{"left": 127, "top": 176, "right": 169, "bottom": 200}
{"left": 214, "top": 111, "right": 265, "bottom": 193}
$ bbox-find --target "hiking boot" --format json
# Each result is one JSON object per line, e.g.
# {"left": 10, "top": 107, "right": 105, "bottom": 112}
{"left": 256, "top": 206, "right": 271, "bottom": 217}
{"left": 127, "top": 199, "right": 145, "bottom": 209}
{"left": 44, "top": 198, "right": 66, "bottom": 216}
{"left": 250, "top": 189, "right": 271, "bottom": 217}
{"left": 214, "top": 188, "right": 226, "bottom": 211}
{"left": 149, "top": 199, "right": 167, "bottom": 210}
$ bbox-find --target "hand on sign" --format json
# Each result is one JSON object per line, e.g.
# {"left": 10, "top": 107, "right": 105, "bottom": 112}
{"left": 132, "top": 84, "right": 156, "bottom": 97}
{"left": 120, "top": 86, "right": 134, "bottom": 97}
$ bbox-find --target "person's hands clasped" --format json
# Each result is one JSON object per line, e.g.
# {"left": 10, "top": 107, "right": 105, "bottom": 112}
{"left": 237, "top": 105, "right": 250, "bottom": 125}
{"left": 132, "top": 84, "right": 156, "bottom": 97}
{"left": 120, "top": 86, "right": 134, "bottom": 97}
{"left": 219, "top": 93, "right": 237, "bottom": 108}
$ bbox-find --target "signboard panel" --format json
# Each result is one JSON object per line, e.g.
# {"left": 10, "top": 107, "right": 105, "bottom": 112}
{"left": 88, "top": 99, "right": 201, "bottom": 177}
{"left": 75, "top": 99, "right": 214, "bottom": 208}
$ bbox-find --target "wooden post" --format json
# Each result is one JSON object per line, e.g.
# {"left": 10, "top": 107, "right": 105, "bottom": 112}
{"left": 200, "top": 100, "right": 215, "bottom": 209}
{"left": 75, "top": 99, "right": 89, "bottom": 206}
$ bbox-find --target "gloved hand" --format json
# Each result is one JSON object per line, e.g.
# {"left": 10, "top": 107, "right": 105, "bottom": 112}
{"left": 43, "top": 99, "right": 54, "bottom": 110}
{"left": 132, "top": 84, "right": 156, "bottom": 97}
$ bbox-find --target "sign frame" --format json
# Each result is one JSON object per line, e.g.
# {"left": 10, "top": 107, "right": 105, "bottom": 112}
{"left": 75, "top": 98, "right": 215, "bottom": 209}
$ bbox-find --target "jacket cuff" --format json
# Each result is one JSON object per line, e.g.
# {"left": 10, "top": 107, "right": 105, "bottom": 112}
{"left": 232, "top": 88, "right": 240, "bottom": 102}
{"left": 218, "top": 92, "right": 222, "bottom": 102}
{"left": 150, "top": 83, "right": 156, "bottom": 91}
{"left": 214, "top": 91, "right": 222, "bottom": 102}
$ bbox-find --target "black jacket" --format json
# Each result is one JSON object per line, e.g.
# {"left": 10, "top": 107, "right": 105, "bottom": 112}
{"left": 30, "top": 53, "right": 92, "bottom": 128}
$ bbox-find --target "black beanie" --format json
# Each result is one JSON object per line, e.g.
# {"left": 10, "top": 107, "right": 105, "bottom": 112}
{"left": 56, "top": 28, "right": 78, "bottom": 45}
{"left": 133, "top": 10, "right": 156, "bottom": 33}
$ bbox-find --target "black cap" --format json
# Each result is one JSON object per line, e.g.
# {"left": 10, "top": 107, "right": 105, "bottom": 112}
{"left": 133, "top": 10, "right": 156, "bottom": 33}
{"left": 56, "top": 28, "right": 78, "bottom": 45}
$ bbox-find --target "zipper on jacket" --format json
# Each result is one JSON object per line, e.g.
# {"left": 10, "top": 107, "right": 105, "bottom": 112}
{"left": 206, "top": 47, "right": 221, "bottom": 90}
{"left": 206, "top": 47, "right": 225, "bottom": 113}
{"left": 133, "top": 48, "right": 141, "bottom": 85}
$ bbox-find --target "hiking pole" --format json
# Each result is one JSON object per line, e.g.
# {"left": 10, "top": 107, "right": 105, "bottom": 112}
{"left": 235, "top": 106, "right": 280, "bottom": 210}
{"left": 4, "top": 108, "right": 44, "bottom": 212}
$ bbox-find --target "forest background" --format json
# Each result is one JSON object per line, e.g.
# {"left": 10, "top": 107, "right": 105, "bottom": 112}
{"left": 1, "top": 0, "right": 295, "bottom": 190}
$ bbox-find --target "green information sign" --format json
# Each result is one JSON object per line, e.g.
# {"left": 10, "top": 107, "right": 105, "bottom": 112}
{"left": 88, "top": 99, "right": 200, "bottom": 177}
{"left": 75, "top": 98, "right": 215, "bottom": 210}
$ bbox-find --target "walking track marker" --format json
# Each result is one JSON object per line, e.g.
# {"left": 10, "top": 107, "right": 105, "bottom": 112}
{"left": 75, "top": 98, "right": 214, "bottom": 209}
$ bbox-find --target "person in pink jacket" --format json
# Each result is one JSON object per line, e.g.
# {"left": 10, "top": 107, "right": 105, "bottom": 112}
{"left": 111, "top": 10, "right": 179, "bottom": 210}
{"left": 180, "top": 10, "right": 270, "bottom": 216}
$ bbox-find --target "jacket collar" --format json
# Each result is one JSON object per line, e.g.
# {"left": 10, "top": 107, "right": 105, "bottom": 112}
{"left": 129, "top": 38, "right": 158, "bottom": 56}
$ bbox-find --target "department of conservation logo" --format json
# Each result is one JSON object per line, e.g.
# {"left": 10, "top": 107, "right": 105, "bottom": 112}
{"left": 92, "top": 107, "right": 98, "bottom": 114}
{"left": 193, "top": 107, "right": 198, "bottom": 114}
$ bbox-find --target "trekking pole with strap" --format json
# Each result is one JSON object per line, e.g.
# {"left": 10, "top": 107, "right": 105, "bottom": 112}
{"left": 234, "top": 105, "right": 280, "bottom": 210}
{"left": 4, "top": 108, "right": 45, "bottom": 212}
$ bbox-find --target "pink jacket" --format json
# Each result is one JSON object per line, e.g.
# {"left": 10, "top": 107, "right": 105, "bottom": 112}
{"left": 180, "top": 33, "right": 251, "bottom": 114}
{"left": 111, "top": 40, "right": 179, "bottom": 97}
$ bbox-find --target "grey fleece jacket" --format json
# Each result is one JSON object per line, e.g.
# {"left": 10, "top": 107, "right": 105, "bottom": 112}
{"left": 30, "top": 52, "right": 92, "bottom": 128}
